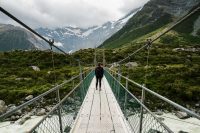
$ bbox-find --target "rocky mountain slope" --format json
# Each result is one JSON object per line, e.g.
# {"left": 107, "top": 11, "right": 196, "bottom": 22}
{"left": 0, "top": 24, "right": 49, "bottom": 51}
{"left": 100, "top": 0, "right": 200, "bottom": 48}
{"left": 0, "top": 8, "right": 140, "bottom": 52}
{"left": 36, "top": 8, "right": 140, "bottom": 52}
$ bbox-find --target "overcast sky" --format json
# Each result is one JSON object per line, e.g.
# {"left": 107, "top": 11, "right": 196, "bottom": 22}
{"left": 0, "top": 0, "right": 149, "bottom": 29}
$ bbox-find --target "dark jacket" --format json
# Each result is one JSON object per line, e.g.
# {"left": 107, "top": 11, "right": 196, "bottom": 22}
{"left": 95, "top": 66, "right": 104, "bottom": 78}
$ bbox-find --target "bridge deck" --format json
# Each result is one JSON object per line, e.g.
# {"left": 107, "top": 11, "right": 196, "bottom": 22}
{"left": 71, "top": 77, "right": 131, "bottom": 133}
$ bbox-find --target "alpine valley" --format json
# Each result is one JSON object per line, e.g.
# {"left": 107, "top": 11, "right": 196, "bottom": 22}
{"left": 0, "top": 8, "right": 140, "bottom": 52}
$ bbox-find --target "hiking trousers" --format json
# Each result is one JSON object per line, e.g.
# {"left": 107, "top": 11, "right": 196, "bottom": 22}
{"left": 96, "top": 77, "right": 102, "bottom": 89}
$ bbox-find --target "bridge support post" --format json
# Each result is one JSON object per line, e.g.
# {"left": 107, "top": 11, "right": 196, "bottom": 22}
{"left": 79, "top": 60, "right": 85, "bottom": 100}
{"left": 111, "top": 71, "right": 115, "bottom": 92}
{"left": 94, "top": 46, "right": 97, "bottom": 67}
{"left": 117, "top": 65, "right": 121, "bottom": 101}
{"left": 139, "top": 84, "right": 145, "bottom": 133}
{"left": 112, "top": 73, "right": 117, "bottom": 93}
{"left": 56, "top": 89, "right": 63, "bottom": 133}
{"left": 73, "top": 81, "right": 77, "bottom": 120}
{"left": 124, "top": 76, "right": 128, "bottom": 119}
{"left": 79, "top": 60, "right": 83, "bottom": 81}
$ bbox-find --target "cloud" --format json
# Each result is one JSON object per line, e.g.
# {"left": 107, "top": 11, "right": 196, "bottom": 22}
{"left": 54, "top": 42, "right": 63, "bottom": 47}
{"left": 0, "top": 0, "right": 149, "bottom": 28}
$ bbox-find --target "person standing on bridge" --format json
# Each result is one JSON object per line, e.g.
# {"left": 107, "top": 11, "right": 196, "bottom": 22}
{"left": 95, "top": 63, "right": 104, "bottom": 91}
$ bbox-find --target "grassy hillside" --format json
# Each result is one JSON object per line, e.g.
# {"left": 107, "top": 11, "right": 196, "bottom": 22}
{"left": 1, "top": 6, "right": 200, "bottom": 107}
{"left": 0, "top": 50, "right": 92, "bottom": 104}
{"left": 0, "top": 32, "right": 199, "bottom": 108}
{"left": 96, "top": 1, "right": 200, "bottom": 109}
{"left": 78, "top": 31, "right": 200, "bottom": 107}
{"left": 118, "top": 35, "right": 200, "bottom": 106}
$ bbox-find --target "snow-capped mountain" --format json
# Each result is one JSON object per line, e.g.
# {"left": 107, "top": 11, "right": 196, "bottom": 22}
{"left": 36, "top": 8, "right": 141, "bottom": 52}
{"left": 0, "top": 24, "right": 49, "bottom": 52}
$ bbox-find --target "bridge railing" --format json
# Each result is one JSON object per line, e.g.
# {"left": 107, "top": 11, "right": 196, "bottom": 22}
{"left": 105, "top": 68, "right": 200, "bottom": 132}
{"left": 29, "top": 70, "right": 94, "bottom": 133}
{"left": 0, "top": 69, "right": 92, "bottom": 122}
{"left": 105, "top": 69, "right": 173, "bottom": 133}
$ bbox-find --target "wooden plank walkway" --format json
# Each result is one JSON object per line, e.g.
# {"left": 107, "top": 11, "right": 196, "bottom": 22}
{"left": 71, "top": 77, "right": 131, "bottom": 133}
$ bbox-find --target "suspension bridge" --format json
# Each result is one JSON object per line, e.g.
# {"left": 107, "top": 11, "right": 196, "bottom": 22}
{"left": 0, "top": 5, "right": 200, "bottom": 133}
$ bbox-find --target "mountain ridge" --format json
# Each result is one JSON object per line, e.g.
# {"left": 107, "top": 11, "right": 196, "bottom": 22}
{"left": 0, "top": 8, "right": 140, "bottom": 52}
{"left": 36, "top": 8, "right": 141, "bottom": 52}
{"left": 100, "top": 0, "right": 200, "bottom": 48}
{"left": 0, "top": 24, "right": 49, "bottom": 51}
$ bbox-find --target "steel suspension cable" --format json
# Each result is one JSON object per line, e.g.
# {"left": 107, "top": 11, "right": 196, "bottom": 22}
{"left": 116, "top": 5, "right": 200, "bottom": 65}
{"left": 50, "top": 45, "right": 57, "bottom": 84}
{"left": 0, "top": 6, "right": 91, "bottom": 72}
{"left": 117, "top": 44, "right": 148, "bottom": 64}
{"left": 0, "top": 75, "right": 80, "bottom": 121}
{"left": 107, "top": 69, "right": 200, "bottom": 120}
{"left": 0, "top": 6, "right": 67, "bottom": 55}
{"left": 151, "top": 5, "right": 200, "bottom": 43}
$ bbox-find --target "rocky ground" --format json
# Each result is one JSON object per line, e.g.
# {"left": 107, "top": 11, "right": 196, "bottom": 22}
{"left": 0, "top": 113, "right": 199, "bottom": 133}
{"left": 0, "top": 95, "right": 56, "bottom": 125}
{"left": 0, "top": 94, "right": 200, "bottom": 132}
{"left": 158, "top": 113, "right": 200, "bottom": 133}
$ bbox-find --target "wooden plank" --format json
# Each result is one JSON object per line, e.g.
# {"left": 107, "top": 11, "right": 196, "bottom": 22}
{"left": 71, "top": 78, "right": 96, "bottom": 133}
{"left": 86, "top": 91, "right": 101, "bottom": 133}
{"left": 102, "top": 77, "right": 131, "bottom": 133}
{"left": 100, "top": 87, "right": 114, "bottom": 133}
{"left": 71, "top": 77, "right": 131, "bottom": 133}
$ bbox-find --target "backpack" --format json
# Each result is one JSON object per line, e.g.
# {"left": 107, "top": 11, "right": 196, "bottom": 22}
{"left": 95, "top": 67, "right": 103, "bottom": 78}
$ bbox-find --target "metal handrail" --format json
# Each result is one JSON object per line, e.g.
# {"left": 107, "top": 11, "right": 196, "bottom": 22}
{"left": 115, "top": 5, "right": 200, "bottom": 64}
{"left": 0, "top": 69, "right": 91, "bottom": 121}
{"left": 29, "top": 82, "right": 82, "bottom": 132}
{"left": 105, "top": 70, "right": 173, "bottom": 133}
{"left": 108, "top": 68, "right": 200, "bottom": 120}
{"left": 0, "top": 6, "right": 92, "bottom": 66}
{"left": 0, "top": 6, "right": 66, "bottom": 55}
{"left": 29, "top": 69, "right": 94, "bottom": 132}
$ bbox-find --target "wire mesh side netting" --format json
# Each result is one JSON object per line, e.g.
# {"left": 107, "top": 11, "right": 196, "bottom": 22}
{"left": 104, "top": 70, "right": 171, "bottom": 133}
{"left": 32, "top": 70, "right": 94, "bottom": 133}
